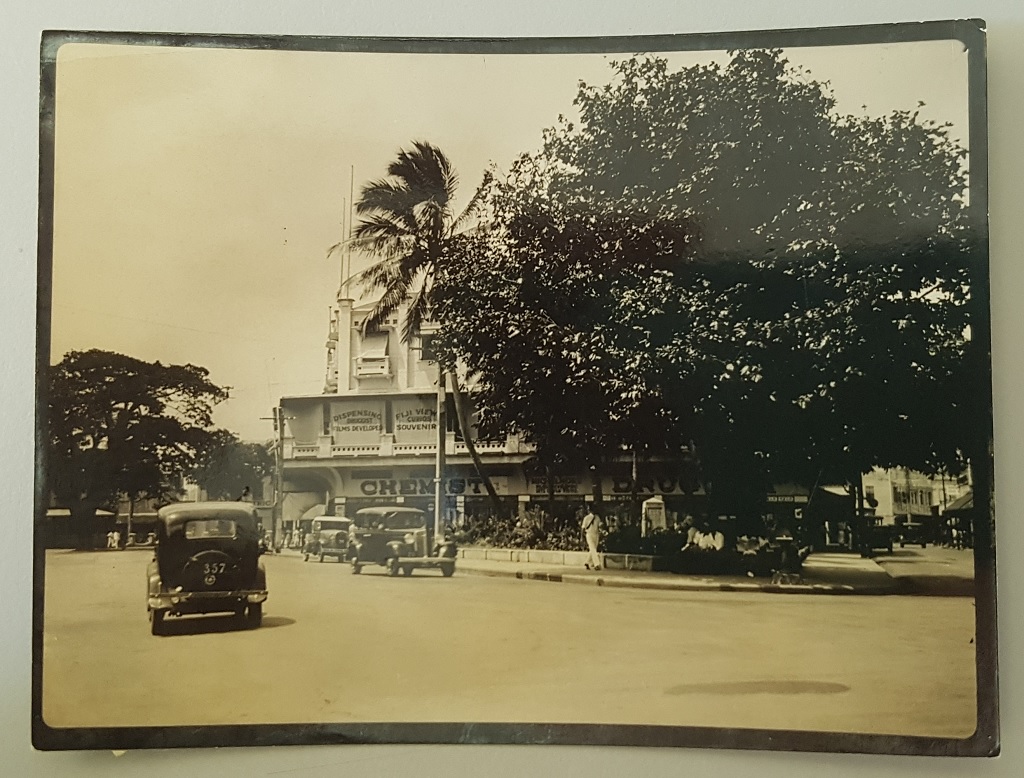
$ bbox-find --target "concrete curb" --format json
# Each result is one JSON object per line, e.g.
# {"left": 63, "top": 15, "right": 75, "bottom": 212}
{"left": 458, "top": 562, "right": 899, "bottom": 595}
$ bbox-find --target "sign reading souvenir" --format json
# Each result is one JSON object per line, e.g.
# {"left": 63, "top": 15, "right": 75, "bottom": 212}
{"left": 392, "top": 398, "right": 437, "bottom": 443}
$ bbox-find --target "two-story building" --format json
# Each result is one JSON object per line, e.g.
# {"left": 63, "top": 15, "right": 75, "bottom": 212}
{"left": 277, "top": 290, "right": 716, "bottom": 532}
{"left": 277, "top": 290, "right": 535, "bottom": 530}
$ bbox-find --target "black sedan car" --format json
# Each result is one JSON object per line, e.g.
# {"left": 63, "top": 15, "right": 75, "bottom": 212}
{"left": 347, "top": 506, "right": 456, "bottom": 577}
{"left": 147, "top": 501, "right": 268, "bottom": 635}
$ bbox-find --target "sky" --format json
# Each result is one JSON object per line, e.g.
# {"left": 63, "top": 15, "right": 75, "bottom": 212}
{"left": 47, "top": 36, "right": 970, "bottom": 442}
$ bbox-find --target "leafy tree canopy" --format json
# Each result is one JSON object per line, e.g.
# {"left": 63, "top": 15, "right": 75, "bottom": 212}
{"left": 434, "top": 49, "right": 975, "bottom": 506}
{"left": 48, "top": 349, "right": 227, "bottom": 523}
{"left": 189, "top": 429, "right": 274, "bottom": 501}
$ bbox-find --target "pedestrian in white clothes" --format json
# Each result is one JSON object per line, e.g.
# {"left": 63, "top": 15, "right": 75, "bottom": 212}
{"left": 581, "top": 508, "right": 602, "bottom": 570}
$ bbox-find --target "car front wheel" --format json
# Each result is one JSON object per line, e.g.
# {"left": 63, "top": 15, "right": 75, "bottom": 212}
{"left": 246, "top": 603, "right": 263, "bottom": 629}
{"left": 386, "top": 557, "right": 400, "bottom": 577}
{"left": 150, "top": 609, "right": 166, "bottom": 636}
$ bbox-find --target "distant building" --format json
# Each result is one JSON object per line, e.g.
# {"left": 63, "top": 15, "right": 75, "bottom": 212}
{"left": 861, "top": 466, "right": 972, "bottom": 525}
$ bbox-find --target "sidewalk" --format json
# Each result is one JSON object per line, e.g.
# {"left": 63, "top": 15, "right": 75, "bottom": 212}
{"left": 455, "top": 549, "right": 902, "bottom": 595}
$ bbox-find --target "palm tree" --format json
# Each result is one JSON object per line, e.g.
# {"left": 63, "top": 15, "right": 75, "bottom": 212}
{"left": 348, "top": 141, "right": 503, "bottom": 514}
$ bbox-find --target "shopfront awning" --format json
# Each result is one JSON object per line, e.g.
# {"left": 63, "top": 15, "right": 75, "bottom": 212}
{"left": 46, "top": 508, "right": 114, "bottom": 518}
{"left": 944, "top": 490, "right": 973, "bottom": 514}
{"left": 301, "top": 503, "right": 329, "bottom": 521}
{"left": 359, "top": 333, "right": 389, "bottom": 359}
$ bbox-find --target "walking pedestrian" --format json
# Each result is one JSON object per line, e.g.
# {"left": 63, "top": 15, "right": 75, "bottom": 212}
{"left": 581, "top": 507, "right": 602, "bottom": 570}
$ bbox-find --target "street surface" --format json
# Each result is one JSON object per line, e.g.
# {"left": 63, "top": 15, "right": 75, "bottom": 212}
{"left": 41, "top": 547, "right": 977, "bottom": 738}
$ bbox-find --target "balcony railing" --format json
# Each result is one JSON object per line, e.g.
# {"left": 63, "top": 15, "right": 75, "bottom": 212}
{"left": 354, "top": 356, "right": 391, "bottom": 379}
{"left": 284, "top": 435, "right": 532, "bottom": 461}
{"left": 453, "top": 440, "right": 509, "bottom": 454}
{"left": 393, "top": 442, "right": 437, "bottom": 455}
{"left": 331, "top": 444, "right": 381, "bottom": 456}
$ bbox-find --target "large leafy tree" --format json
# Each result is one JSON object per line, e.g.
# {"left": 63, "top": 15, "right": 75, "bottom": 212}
{"left": 434, "top": 49, "right": 978, "bottom": 531}
{"left": 47, "top": 350, "right": 227, "bottom": 542}
{"left": 189, "top": 429, "right": 275, "bottom": 501}
{"left": 348, "top": 141, "right": 502, "bottom": 512}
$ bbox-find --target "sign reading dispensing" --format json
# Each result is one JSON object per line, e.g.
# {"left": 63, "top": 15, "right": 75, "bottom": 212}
{"left": 331, "top": 404, "right": 382, "bottom": 445}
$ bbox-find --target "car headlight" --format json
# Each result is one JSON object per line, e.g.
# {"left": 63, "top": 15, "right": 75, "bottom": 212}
{"left": 404, "top": 533, "right": 415, "bottom": 545}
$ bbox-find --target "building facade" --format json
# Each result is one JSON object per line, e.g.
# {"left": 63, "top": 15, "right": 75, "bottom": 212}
{"left": 860, "top": 466, "right": 972, "bottom": 525}
{"left": 278, "top": 291, "right": 715, "bottom": 531}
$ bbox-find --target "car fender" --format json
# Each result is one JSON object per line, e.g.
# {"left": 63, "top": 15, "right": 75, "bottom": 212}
{"left": 254, "top": 562, "right": 267, "bottom": 590}
{"left": 147, "top": 560, "right": 163, "bottom": 599}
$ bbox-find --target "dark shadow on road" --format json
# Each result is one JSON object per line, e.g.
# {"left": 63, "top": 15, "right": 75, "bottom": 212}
{"left": 877, "top": 551, "right": 959, "bottom": 563}
{"left": 894, "top": 577, "right": 976, "bottom": 597}
{"left": 157, "top": 614, "right": 296, "bottom": 636}
{"left": 665, "top": 680, "right": 850, "bottom": 696}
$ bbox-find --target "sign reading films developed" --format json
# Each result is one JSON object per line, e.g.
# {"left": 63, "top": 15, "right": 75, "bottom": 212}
{"left": 331, "top": 403, "right": 382, "bottom": 445}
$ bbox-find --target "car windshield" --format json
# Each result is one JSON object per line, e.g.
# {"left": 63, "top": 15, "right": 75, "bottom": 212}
{"left": 317, "top": 520, "right": 349, "bottom": 531}
{"left": 184, "top": 519, "right": 237, "bottom": 539}
{"left": 360, "top": 512, "right": 424, "bottom": 530}
{"left": 383, "top": 515, "right": 424, "bottom": 529}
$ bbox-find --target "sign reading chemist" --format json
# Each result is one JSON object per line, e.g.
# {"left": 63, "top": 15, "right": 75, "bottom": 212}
{"left": 360, "top": 477, "right": 508, "bottom": 496}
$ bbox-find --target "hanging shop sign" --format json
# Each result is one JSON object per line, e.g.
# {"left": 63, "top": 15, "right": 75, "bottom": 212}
{"left": 528, "top": 477, "right": 585, "bottom": 495}
{"left": 766, "top": 494, "right": 809, "bottom": 504}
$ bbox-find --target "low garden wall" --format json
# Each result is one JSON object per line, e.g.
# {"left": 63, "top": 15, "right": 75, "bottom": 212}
{"left": 457, "top": 546, "right": 668, "bottom": 572}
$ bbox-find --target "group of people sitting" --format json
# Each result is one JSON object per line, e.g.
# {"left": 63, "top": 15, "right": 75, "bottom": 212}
{"left": 677, "top": 518, "right": 727, "bottom": 552}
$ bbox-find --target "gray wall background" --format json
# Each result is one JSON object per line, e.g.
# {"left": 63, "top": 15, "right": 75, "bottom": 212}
{"left": 2, "top": 1, "right": 1020, "bottom": 776}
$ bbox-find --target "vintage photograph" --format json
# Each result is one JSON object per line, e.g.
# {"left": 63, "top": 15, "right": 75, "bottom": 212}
{"left": 34, "top": 21, "right": 996, "bottom": 755}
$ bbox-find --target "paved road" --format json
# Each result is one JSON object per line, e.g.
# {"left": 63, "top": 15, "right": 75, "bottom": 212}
{"left": 875, "top": 545, "right": 976, "bottom": 596}
{"left": 41, "top": 549, "right": 977, "bottom": 738}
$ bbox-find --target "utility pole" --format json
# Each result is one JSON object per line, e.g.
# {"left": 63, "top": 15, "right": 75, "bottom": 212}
{"left": 434, "top": 367, "right": 446, "bottom": 555}
{"left": 261, "top": 407, "right": 288, "bottom": 549}
{"left": 275, "top": 406, "right": 285, "bottom": 548}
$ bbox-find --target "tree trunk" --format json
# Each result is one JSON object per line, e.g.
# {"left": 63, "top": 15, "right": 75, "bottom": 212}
{"left": 128, "top": 496, "right": 136, "bottom": 548}
{"left": 448, "top": 371, "right": 504, "bottom": 517}
{"left": 590, "top": 459, "right": 604, "bottom": 507}
{"left": 69, "top": 501, "right": 100, "bottom": 550}
{"left": 546, "top": 463, "right": 556, "bottom": 526}
{"left": 630, "top": 448, "right": 639, "bottom": 525}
